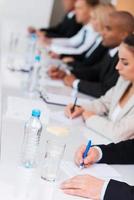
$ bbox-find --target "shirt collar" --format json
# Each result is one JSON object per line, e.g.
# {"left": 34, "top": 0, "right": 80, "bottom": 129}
{"left": 67, "top": 11, "right": 75, "bottom": 19}
{"left": 109, "top": 47, "right": 119, "bottom": 57}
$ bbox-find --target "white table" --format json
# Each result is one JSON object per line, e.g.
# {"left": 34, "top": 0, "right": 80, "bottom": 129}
{"left": 0, "top": 22, "right": 134, "bottom": 200}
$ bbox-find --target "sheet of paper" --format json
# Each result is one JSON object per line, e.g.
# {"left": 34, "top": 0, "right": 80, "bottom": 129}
{"left": 50, "top": 111, "right": 84, "bottom": 126}
{"left": 4, "top": 96, "right": 50, "bottom": 124}
{"left": 0, "top": 181, "right": 15, "bottom": 200}
{"left": 39, "top": 78, "right": 65, "bottom": 88}
{"left": 41, "top": 85, "right": 92, "bottom": 106}
{"left": 61, "top": 161, "right": 121, "bottom": 180}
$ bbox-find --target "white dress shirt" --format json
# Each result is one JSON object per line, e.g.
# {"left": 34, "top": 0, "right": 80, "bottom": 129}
{"left": 50, "top": 24, "right": 99, "bottom": 55}
{"left": 85, "top": 36, "right": 103, "bottom": 58}
{"left": 110, "top": 104, "right": 122, "bottom": 122}
{"left": 67, "top": 10, "right": 75, "bottom": 19}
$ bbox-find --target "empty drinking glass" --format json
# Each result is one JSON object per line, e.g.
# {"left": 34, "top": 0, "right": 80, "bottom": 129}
{"left": 41, "top": 140, "right": 66, "bottom": 182}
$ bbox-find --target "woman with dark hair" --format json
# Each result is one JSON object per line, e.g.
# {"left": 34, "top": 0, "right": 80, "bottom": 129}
{"left": 61, "top": 36, "right": 134, "bottom": 200}
{"left": 65, "top": 33, "right": 134, "bottom": 142}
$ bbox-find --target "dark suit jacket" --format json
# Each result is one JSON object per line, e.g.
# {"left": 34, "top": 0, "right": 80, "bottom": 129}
{"left": 71, "top": 51, "right": 119, "bottom": 98}
{"left": 40, "top": 14, "right": 82, "bottom": 38}
{"left": 98, "top": 140, "right": 134, "bottom": 200}
{"left": 68, "top": 43, "right": 108, "bottom": 69}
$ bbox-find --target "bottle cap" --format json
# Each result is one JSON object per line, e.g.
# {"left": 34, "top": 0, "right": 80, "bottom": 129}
{"left": 32, "top": 109, "right": 41, "bottom": 118}
{"left": 35, "top": 55, "right": 41, "bottom": 62}
{"left": 31, "top": 33, "right": 37, "bottom": 40}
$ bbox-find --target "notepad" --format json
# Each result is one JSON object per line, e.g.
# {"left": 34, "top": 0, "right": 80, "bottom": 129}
{"left": 50, "top": 111, "right": 84, "bottom": 126}
{"left": 61, "top": 161, "right": 121, "bottom": 180}
{"left": 40, "top": 85, "right": 93, "bottom": 106}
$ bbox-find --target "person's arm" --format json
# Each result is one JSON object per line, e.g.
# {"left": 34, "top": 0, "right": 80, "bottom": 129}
{"left": 50, "top": 31, "right": 98, "bottom": 55}
{"left": 73, "top": 66, "right": 118, "bottom": 98}
{"left": 39, "top": 15, "right": 67, "bottom": 38}
{"left": 104, "top": 180, "right": 134, "bottom": 200}
{"left": 98, "top": 139, "right": 134, "bottom": 164}
{"left": 50, "top": 28, "right": 83, "bottom": 49}
{"left": 85, "top": 112, "right": 134, "bottom": 142}
{"left": 82, "top": 86, "right": 114, "bottom": 114}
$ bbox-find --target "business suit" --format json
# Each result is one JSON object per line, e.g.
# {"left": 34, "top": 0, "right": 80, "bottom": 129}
{"left": 40, "top": 13, "right": 82, "bottom": 38}
{"left": 98, "top": 139, "right": 134, "bottom": 200}
{"left": 84, "top": 77, "right": 134, "bottom": 142}
{"left": 68, "top": 43, "right": 108, "bottom": 69}
{"left": 71, "top": 50, "right": 119, "bottom": 97}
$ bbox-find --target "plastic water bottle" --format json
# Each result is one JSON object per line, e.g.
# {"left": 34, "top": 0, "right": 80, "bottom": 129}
{"left": 25, "top": 33, "right": 37, "bottom": 70}
{"left": 21, "top": 109, "right": 42, "bottom": 168}
{"left": 28, "top": 53, "right": 41, "bottom": 93}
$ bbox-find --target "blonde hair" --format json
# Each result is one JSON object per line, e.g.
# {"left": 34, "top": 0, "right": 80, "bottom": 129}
{"left": 92, "top": 3, "right": 116, "bottom": 32}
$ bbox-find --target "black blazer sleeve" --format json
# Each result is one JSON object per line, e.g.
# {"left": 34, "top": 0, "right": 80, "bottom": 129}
{"left": 97, "top": 140, "right": 134, "bottom": 200}
{"left": 98, "top": 139, "right": 134, "bottom": 164}
{"left": 104, "top": 180, "right": 134, "bottom": 200}
{"left": 71, "top": 53, "right": 119, "bottom": 98}
{"left": 40, "top": 14, "right": 82, "bottom": 38}
{"left": 68, "top": 44, "right": 108, "bottom": 68}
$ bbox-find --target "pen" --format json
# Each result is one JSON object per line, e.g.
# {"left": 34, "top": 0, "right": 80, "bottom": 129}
{"left": 71, "top": 97, "right": 78, "bottom": 113}
{"left": 80, "top": 140, "right": 92, "bottom": 169}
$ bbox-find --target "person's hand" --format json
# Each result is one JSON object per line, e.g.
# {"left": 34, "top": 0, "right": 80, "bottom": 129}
{"left": 36, "top": 30, "right": 46, "bottom": 38}
{"left": 65, "top": 104, "right": 84, "bottom": 119}
{"left": 37, "top": 34, "right": 52, "bottom": 46}
{"left": 48, "top": 66, "right": 66, "bottom": 80}
{"left": 82, "top": 111, "right": 96, "bottom": 121}
{"left": 49, "top": 51, "right": 60, "bottom": 59}
{"left": 63, "top": 74, "right": 77, "bottom": 87}
{"left": 62, "top": 56, "right": 75, "bottom": 64}
{"left": 61, "top": 175, "right": 104, "bottom": 200}
{"left": 75, "top": 145, "right": 101, "bottom": 168}
{"left": 28, "top": 26, "right": 36, "bottom": 33}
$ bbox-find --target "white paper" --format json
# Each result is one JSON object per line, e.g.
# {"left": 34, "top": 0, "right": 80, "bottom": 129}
{"left": 41, "top": 85, "right": 92, "bottom": 106}
{"left": 61, "top": 161, "right": 121, "bottom": 180}
{"left": 50, "top": 111, "right": 84, "bottom": 126}
{"left": 4, "top": 96, "right": 50, "bottom": 124}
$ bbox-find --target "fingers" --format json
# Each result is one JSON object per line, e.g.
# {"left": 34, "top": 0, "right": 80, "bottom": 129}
{"left": 65, "top": 104, "right": 73, "bottom": 118}
{"left": 61, "top": 176, "right": 81, "bottom": 189}
{"left": 75, "top": 147, "right": 99, "bottom": 167}
{"left": 71, "top": 108, "right": 83, "bottom": 119}
{"left": 74, "top": 145, "right": 86, "bottom": 166}
{"left": 83, "top": 148, "right": 100, "bottom": 165}
{"left": 61, "top": 175, "right": 104, "bottom": 200}
{"left": 65, "top": 104, "right": 84, "bottom": 119}
{"left": 47, "top": 66, "right": 59, "bottom": 78}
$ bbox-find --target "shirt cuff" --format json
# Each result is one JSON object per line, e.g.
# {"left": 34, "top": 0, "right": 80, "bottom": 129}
{"left": 72, "top": 79, "right": 80, "bottom": 90}
{"left": 100, "top": 179, "right": 111, "bottom": 200}
{"left": 93, "top": 146, "right": 103, "bottom": 162}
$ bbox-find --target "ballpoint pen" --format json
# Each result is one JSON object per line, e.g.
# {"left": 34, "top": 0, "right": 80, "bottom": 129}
{"left": 71, "top": 97, "right": 78, "bottom": 113}
{"left": 80, "top": 140, "right": 92, "bottom": 169}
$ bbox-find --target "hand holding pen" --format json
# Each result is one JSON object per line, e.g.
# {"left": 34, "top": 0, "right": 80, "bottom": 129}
{"left": 74, "top": 141, "right": 101, "bottom": 168}
{"left": 65, "top": 102, "right": 84, "bottom": 119}
{"left": 79, "top": 140, "right": 92, "bottom": 169}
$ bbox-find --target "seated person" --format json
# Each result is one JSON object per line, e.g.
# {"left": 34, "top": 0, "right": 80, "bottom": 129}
{"left": 61, "top": 139, "right": 134, "bottom": 200}
{"left": 62, "top": 3, "right": 115, "bottom": 65}
{"left": 61, "top": 3, "right": 115, "bottom": 70}
{"left": 48, "top": 11, "right": 134, "bottom": 98}
{"left": 28, "top": 0, "right": 82, "bottom": 38}
{"left": 45, "top": 0, "right": 100, "bottom": 56}
{"left": 65, "top": 34, "right": 134, "bottom": 142}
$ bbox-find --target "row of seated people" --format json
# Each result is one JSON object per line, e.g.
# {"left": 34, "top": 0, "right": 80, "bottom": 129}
{"left": 28, "top": 1, "right": 134, "bottom": 199}
{"left": 29, "top": 0, "right": 134, "bottom": 150}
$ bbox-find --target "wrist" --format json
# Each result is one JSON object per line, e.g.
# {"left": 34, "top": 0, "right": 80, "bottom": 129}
{"left": 92, "top": 146, "right": 103, "bottom": 163}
